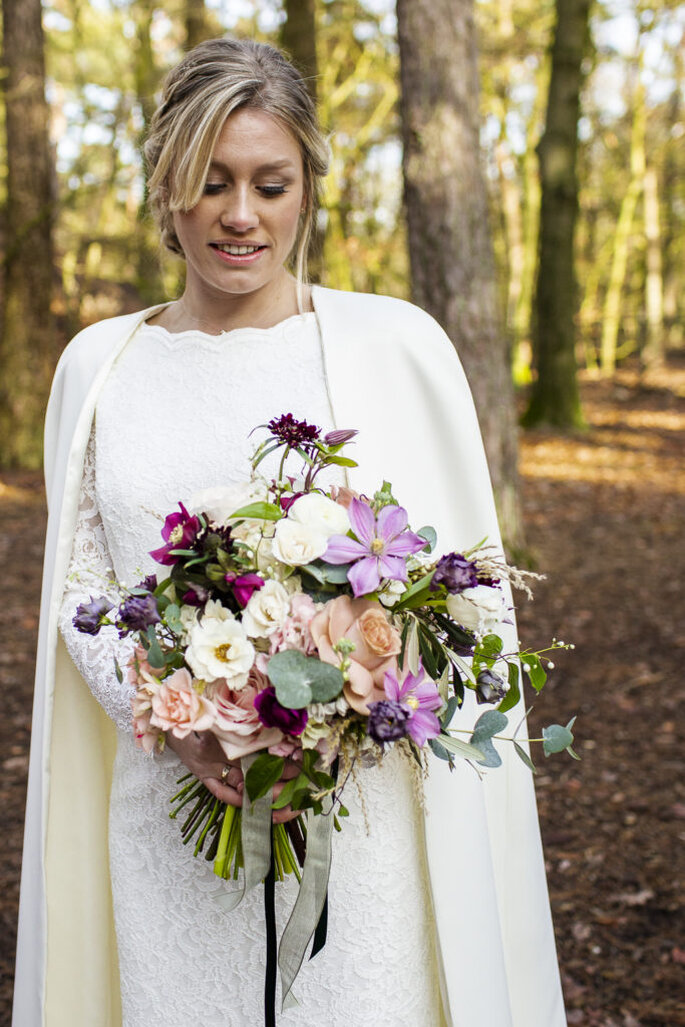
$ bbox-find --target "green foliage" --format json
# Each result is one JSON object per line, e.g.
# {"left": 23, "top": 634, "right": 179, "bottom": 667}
{"left": 268, "top": 649, "right": 344, "bottom": 708}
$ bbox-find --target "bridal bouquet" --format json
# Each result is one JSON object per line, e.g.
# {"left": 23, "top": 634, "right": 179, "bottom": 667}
{"left": 74, "top": 412, "right": 575, "bottom": 887}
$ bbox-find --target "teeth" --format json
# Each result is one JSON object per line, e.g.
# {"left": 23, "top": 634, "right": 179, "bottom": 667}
{"left": 216, "top": 244, "right": 261, "bottom": 255}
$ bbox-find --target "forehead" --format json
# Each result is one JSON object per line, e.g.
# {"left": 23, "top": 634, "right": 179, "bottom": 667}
{"left": 209, "top": 108, "right": 302, "bottom": 172}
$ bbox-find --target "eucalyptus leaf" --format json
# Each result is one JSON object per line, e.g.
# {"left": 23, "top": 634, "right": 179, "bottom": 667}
{"left": 472, "top": 709, "right": 508, "bottom": 741}
{"left": 316, "top": 561, "right": 353, "bottom": 584}
{"left": 514, "top": 741, "right": 536, "bottom": 773}
{"left": 439, "top": 734, "right": 486, "bottom": 761}
{"left": 428, "top": 737, "right": 452, "bottom": 762}
{"left": 542, "top": 722, "right": 574, "bottom": 756}
{"left": 244, "top": 754, "right": 284, "bottom": 802}
{"left": 308, "top": 662, "right": 345, "bottom": 703}
{"left": 417, "top": 525, "right": 437, "bottom": 553}
{"left": 268, "top": 649, "right": 343, "bottom": 708}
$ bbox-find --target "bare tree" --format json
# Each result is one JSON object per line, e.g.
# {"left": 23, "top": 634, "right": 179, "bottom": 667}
{"left": 396, "top": 0, "right": 521, "bottom": 547}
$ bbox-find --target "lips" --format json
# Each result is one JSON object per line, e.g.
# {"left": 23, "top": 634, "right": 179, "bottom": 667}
{"left": 209, "top": 242, "right": 268, "bottom": 266}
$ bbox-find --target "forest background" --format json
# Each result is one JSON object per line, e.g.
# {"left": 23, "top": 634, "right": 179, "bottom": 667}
{"left": 0, "top": 0, "right": 684, "bottom": 1025}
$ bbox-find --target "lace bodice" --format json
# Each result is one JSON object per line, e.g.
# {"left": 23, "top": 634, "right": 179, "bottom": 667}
{"left": 58, "top": 315, "right": 443, "bottom": 1026}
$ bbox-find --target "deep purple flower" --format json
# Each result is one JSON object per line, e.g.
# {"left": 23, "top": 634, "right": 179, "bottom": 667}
{"left": 181, "top": 586, "right": 210, "bottom": 607}
{"left": 267, "top": 413, "right": 320, "bottom": 449}
{"left": 383, "top": 661, "right": 442, "bottom": 747}
{"left": 367, "top": 699, "right": 412, "bottom": 744}
{"left": 225, "top": 572, "right": 265, "bottom": 608}
{"left": 117, "top": 594, "right": 160, "bottom": 636}
{"left": 149, "top": 503, "right": 201, "bottom": 566}
{"left": 73, "top": 595, "right": 112, "bottom": 635}
{"left": 134, "top": 573, "right": 158, "bottom": 594}
{"left": 324, "top": 498, "right": 426, "bottom": 597}
{"left": 430, "top": 552, "right": 479, "bottom": 593}
{"left": 254, "top": 686, "right": 308, "bottom": 736}
{"left": 475, "top": 669, "right": 509, "bottom": 705}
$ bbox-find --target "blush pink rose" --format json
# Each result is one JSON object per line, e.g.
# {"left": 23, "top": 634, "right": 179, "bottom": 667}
{"left": 131, "top": 688, "right": 162, "bottom": 754}
{"left": 212, "top": 668, "right": 283, "bottom": 760}
{"left": 309, "top": 596, "right": 402, "bottom": 714}
{"left": 150, "top": 668, "right": 216, "bottom": 739}
{"left": 127, "top": 644, "right": 165, "bottom": 687}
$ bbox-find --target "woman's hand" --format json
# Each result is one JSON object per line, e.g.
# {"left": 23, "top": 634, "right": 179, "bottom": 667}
{"left": 165, "top": 730, "right": 301, "bottom": 824}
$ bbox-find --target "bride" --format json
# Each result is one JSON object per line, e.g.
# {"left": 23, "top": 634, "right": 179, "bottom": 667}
{"left": 12, "top": 37, "right": 566, "bottom": 1027}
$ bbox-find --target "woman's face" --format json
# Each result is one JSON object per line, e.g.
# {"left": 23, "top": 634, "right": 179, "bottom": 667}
{"left": 173, "top": 108, "right": 305, "bottom": 305}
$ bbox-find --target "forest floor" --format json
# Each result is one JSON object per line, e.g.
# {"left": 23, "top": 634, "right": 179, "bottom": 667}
{"left": 0, "top": 357, "right": 683, "bottom": 1026}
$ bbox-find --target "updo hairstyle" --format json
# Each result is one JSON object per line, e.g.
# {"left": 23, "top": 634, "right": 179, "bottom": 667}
{"left": 145, "top": 38, "right": 329, "bottom": 285}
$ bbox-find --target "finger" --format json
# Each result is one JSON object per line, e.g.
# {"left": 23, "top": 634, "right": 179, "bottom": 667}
{"left": 204, "top": 777, "right": 244, "bottom": 807}
{"left": 272, "top": 805, "right": 301, "bottom": 824}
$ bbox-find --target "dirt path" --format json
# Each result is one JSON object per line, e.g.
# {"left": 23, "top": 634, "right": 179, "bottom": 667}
{"left": 1, "top": 359, "right": 683, "bottom": 1025}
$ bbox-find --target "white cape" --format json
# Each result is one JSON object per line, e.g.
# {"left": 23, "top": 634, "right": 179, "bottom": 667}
{"left": 13, "top": 286, "right": 566, "bottom": 1026}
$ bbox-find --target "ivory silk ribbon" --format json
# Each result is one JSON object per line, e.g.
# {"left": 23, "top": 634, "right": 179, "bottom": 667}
{"left": 213, "top": 755, "right": 335, "bottom": 1014}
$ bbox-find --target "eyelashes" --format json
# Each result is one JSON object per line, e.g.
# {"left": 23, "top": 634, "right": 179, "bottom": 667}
{"left": 202, "top": 183, "right": 288, "bottom": 198}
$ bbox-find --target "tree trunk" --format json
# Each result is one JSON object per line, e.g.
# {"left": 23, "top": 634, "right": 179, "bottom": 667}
{"left": 396, "top": 0, "right": 522, "bottom": 549}
{"left": 0, "top": 0, "right": 55, "bottom": 468}
{"left": 132, "top": 0, "right": 163, "bottom": 305}
{"left": 280, "top": 0, "right": 319, "bottom": 104}
{"left": 185, "top": 0, "right": 213, "bottom": 51}
{"left": 642, "top": 165, "right": 663, "bottom": 369}
{"left": 521, "top": 0, "right": 590, "bottom": 428}
{"left": 600, "top": 64, "right": 644, "bottom": 376}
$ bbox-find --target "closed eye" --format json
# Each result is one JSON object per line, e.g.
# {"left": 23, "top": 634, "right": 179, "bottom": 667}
{"left": 258, "top": 184, "right": 287, "bottom": 197}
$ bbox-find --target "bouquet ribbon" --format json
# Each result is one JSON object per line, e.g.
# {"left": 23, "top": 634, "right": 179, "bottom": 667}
{"left": 214, "top": 755, "right": 335, "bottom": 1021}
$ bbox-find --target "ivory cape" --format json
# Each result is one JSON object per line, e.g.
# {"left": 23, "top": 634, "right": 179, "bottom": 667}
{"left": 13, "top": 286, "right": 566, "bottom": 1027}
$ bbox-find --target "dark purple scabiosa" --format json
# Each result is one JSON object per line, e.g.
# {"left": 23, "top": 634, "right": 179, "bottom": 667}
{"left": 117, "top": 594, "right": 160, "bottom": 636}
{"left": 267, "top": 413, "right": 320, "bottom": 449}
{"left": 254, "top": 686, "right": 308, "bottom": 736}
{"left": 224, "top": 572, "right": 265, "bottom": 608}
{"left": 475, "top": 669, "right": 509, "bottom": 705}
{"left": 73, "top": 595, "right": 113, "bottom": 635}
{"left": 150, "top": 503, "right": 201, "bottom": 566}
{"left": 367, "top": 699, "right": 412, "bottom": 744}
{"left": 429, "top": 552, "right": 479, "bottom": 593}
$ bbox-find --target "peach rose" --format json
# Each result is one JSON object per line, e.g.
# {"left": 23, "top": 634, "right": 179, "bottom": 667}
{"left": 212, "top": 668, "right": 283, "bottom": 759}
{"left": 310, "top": 596, "right": 401, "bottom": 713}
{"left": 150, "top": 668, "right": 216, "bottom": 739}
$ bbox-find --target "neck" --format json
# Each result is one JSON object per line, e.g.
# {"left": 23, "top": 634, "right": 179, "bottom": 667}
{"left": 167, "top": 273, "right": 311, "bottom": 335}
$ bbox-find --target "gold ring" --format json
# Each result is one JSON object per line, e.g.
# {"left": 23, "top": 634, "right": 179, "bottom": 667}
{"left": 220, "top": 765, "right": 232, "bottom": 783}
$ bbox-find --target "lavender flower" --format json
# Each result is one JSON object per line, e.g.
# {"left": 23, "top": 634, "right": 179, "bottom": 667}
{"left": 430, "top": 552, "right": 479, "bottom": 593}
{"left": 134, "top": 574, "right": 158, "bottom": 594}
{"left": 324, "top": 498, "right": 426, "bottom": 597}
{"left": 73, "top": 595, "right": 112, "bottom": 635}
{"left": 367, "top": 700, "right": 411, "bottom": 744}
{"left": 117, "top": 594, "right": 160, "bottom": 636}
{"left": 254, "top": 686, "right": 308, "bottom": 736}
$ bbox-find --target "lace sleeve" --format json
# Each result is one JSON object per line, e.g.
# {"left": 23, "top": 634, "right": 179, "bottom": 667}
{"left": 58, "top": 426, "right": 136, "bottom": 732}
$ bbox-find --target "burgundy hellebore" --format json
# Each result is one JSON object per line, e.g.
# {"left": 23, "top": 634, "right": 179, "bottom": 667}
{"left": 224, "top": 572, "right": 265, "bottom": 608}
{"left": 149, "top": 503, "right": 201, "bottom": 566}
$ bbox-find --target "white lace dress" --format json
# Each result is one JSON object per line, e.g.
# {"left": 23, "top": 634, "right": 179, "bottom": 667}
{"left": 58, "top": 313, "right": 444, "bottom": 1027}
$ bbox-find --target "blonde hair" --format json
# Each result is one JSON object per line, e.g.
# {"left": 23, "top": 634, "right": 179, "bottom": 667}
{"left": 145, "top": 38, "right": 329, "bottom": 287}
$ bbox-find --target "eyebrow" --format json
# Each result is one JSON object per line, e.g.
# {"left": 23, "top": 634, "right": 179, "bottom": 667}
{"left": 208, "top": 158, "right": 297, "bottom": 173}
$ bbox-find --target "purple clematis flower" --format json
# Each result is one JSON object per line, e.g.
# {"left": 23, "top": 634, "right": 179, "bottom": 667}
{"left": 383, "top": 661, "right": 443, "bottom": 747}
{"left": 323, "top": 498, "right": 425, "bottom": 597}
{"left": 150, "top": 503, "right": 201, "bottom": 566}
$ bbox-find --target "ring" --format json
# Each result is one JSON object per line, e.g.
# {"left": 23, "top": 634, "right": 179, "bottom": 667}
{"left": 220, "top": 765, "right": 232, "bottom": 784}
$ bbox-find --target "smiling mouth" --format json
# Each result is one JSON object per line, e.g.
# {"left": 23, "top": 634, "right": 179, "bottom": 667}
{"left": 211, "top": 243, "right": 266, "bottom": 256}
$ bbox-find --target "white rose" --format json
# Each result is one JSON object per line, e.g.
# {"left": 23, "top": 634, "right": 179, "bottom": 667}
{"left": 186, "top": 616, "right": 255, "bottom": 687}
{"left": 187, "top": 480, "right": 268, "bottom": 525}
{"left": 241, "top": 579, "right": 291, "bottom": 638}
{"left": 203, "top": 598, "right": 234, "bottom": 622}
{"left": 288, "top": 493, "right": 350, "bottom": 538}
{"left": 445, "top": 585, "right": 508, "bottom": 636}
{"left": 271, "top": 519, "right": 329, "bottom": 566}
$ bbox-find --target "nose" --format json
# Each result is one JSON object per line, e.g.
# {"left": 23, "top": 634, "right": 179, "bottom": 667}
{"left": 219, "top": 186, "right": 259, "bottom": 233}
